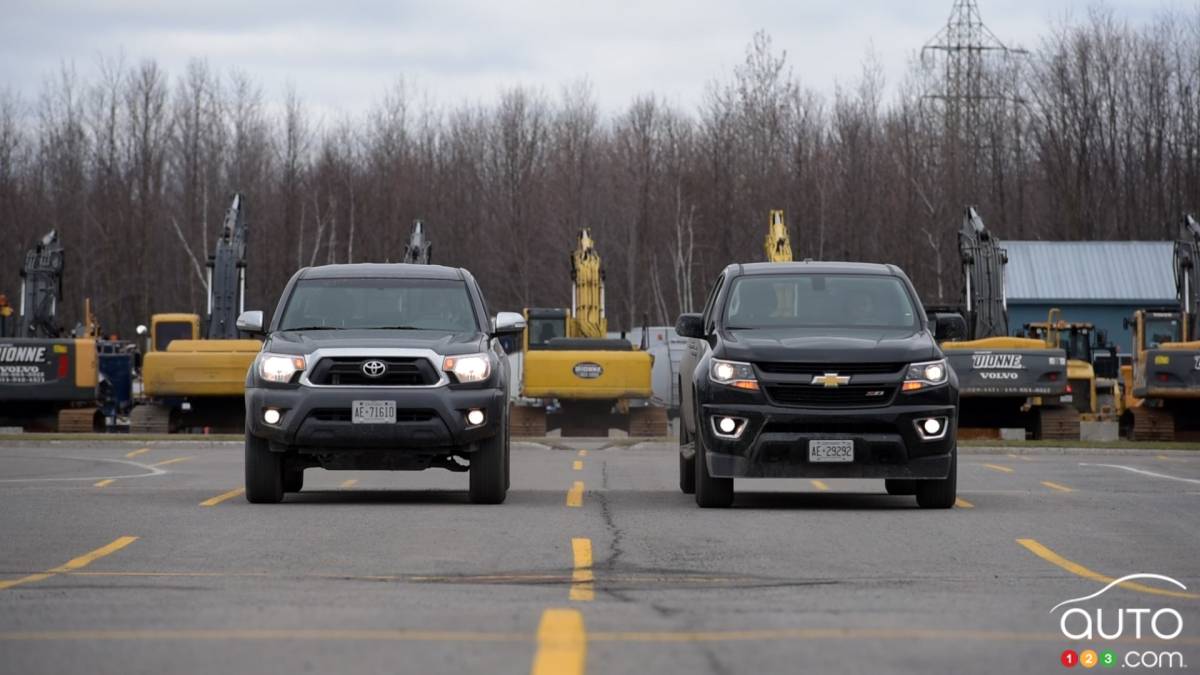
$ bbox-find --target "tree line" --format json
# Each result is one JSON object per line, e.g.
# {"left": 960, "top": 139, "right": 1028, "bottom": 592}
{"left": 0, "top": 6, "right": 1196, "bottom": 338}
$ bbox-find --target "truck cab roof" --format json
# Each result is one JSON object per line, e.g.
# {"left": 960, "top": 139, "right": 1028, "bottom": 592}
{"left": 727, "top": 261, "right": 902, "bottom": 277}
{"left": 297, "top": 263, "right": 466, "bottom": 281}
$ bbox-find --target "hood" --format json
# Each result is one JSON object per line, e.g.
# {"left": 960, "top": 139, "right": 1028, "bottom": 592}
{"left": 265, "top": 329, "right": 486, "bottom": 356}
{"left": 717, "top": 327, "right": 938, "bottom": 364}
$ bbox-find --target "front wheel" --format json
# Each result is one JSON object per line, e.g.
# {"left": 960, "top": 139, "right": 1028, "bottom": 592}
{"left": 283, "top": 467, "right": 304, "bottom": 493}
{"left": 469, "top": 416, "right": 509, "bottom": 505}
{"left": 245, "top": 432, "right": 284, "bottom": 504}
{"left": 915, "top": 448, "right": 957, "bottom": 509}
{"left": 694, "top": 419, "right": 733, "bottom": 508}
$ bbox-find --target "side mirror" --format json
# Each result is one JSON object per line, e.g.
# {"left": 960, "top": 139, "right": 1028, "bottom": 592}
{"left": 135, "top": 324, "right": 148, "bottom": 336}
{"left": 675, "top": 313, "right": 705, "bottom": 339}
{"left": 492, "top": 311, "right": 526, "bottom": 337}
{"left": 932, "top": 313, "right": 968, "bottom": 342}
{"left": 236, "top": 310, "right": 265, "bottom": 335}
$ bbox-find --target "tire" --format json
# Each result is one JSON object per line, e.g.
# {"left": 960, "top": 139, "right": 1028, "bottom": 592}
{"left": 283, "top": 468, "right": 304, "bottom": 493}
{"left": 469, "top": 414, "right": 509, "bottom": 505}
{"left": 245, "top": 431, "right": 284, "bottom": 504}
{"left": 679, "top": 418, "right": 696, "bottom": 494}
{"left": 915, "top": 447, "right": 957, "bottom": 509}
{"left": 885, "top": 479, "right": 916, "bottom": 496}
{"left": 694, "top": 415, "right": 733, "bottom": 508}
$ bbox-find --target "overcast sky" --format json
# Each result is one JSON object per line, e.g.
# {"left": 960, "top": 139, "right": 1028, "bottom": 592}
{"left": 0, "top": 0, "right": 1178, "bottom": 119}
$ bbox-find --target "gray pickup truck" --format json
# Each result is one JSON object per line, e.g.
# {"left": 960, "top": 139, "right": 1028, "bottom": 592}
{"left": 238, "top": 263, "right": 525, "bottom": 504}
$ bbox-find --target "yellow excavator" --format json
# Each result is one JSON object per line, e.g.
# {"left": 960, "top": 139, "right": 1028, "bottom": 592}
{"left": 511, "top": 229, "right": 667, "bottom": 437}
{"left": 131, "top": 194, "right": 261, "bottom": 433}
{"left": 1121, "top": 214, "right": 1200, "bottom": 441}
{"left": 764, "top": 210, "right": 793, "bottom": 262}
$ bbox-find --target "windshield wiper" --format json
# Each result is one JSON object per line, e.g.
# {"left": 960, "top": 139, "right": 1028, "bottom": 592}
{"left": 280, "top": 326, "right": 342, "bottom": 331}
{"left": 365, "top": 325, "right": 454, "bottom": 331}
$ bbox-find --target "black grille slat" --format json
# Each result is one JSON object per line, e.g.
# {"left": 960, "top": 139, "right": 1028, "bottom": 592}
{"left": 756, "top": 362, "right": 905, "bottom": 375}
{"left": 311, "top": 357, "right": 438, "bottom": 386}
{"left": 766, "top": 384, "right": 898, "bottom": 408}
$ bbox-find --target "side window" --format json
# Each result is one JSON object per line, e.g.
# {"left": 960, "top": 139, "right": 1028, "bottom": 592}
{"left": 701, "top": 275, "right": 726, "bottom": 332}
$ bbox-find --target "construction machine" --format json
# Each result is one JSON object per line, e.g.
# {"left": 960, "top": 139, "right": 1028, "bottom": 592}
{"left": 764, "top": 210, "right": 793, "bottom": 262}
{"left": 1023, "top": 309, "right": 1122, "bottom": 421}
{"left": 1121, "top": 214, "right": 1200, "bottom": 441}
{"left": 511, "top": 229, "right": 667, "bottom": 437}
{"left": 0, "top": 231, "right": 104, "bottom": 431}
{"left": 403, "top": 220, "right": 432, "bottom": 264}
{"left": 131, "top": 194, "right": 262, "bottom": 433}
{"left": 929, "top": 207, "right": 1077, "bottom": 439}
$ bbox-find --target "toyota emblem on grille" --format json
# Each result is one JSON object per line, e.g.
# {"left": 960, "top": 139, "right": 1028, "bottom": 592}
{"left": 361, "top": 360, "right": 387, "bottom": 378}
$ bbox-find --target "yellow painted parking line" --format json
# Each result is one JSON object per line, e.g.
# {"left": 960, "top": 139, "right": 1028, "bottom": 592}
{"left": 573, "top": 461, "right": 583, "bottom": 471}
{"left": 1017, "top": 538, "right": 1200, "bottom": 600}
{"left": 810, "top": 480, "right": 830, "bottom": 491}
{"left": 93, "top": 479, "right": 115, "bottom": 488}
{"left": 566, "top": 481, "right": 584, "bottom": 508}
{"left": 578, "top": 450, "right": 588, "bottom": 457}
{"left": 1041, "top": 481, "right": 1074, "bottom": 493}
{"left": 151, "top": 457, "right": 193, "bottom": 468}
{"left": 199, "top": 487, "right": 245, "bottom": 507}
{"left": 0, "top": 536, "right": 138, "bottom": 591}
{"left": 570, "top": 538, "right": 594, "bottom": 602}
{"left": 983, "top": 463, "right": 1014, "bottom": 474}
{"left": 124, "top": 447, "right": 151, "bottom": 459}
{"left": 340, "top": 479, "right": 358, "bottom": 488}
{"left": 955, "top": 497, "right": 974, "bottom": 508}
{"left": 530, "top": 609, "right": 586, "bottom": 675}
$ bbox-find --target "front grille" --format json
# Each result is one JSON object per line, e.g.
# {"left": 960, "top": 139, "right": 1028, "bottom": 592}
{"left": 309, "top": 409, "right": 436, "bottom": 423}
{"left": 765, "top": 384, "right": 897, "bottom": 408}
{"left": 309, "top": 357, "right": 439, "bottom": 386}
{"left": 761, "top": 421, "right": 896, "bottom": 435}
{"left": 756, "top": 362, "right": 905, "bottom": 375}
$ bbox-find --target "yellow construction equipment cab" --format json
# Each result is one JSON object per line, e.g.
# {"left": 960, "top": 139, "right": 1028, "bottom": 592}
{"left": 764, "top": 210, "right": 793, "bottom": 262}
{"left": 512, "top": 229, "right": 666, "bottom": 437}
{"left": 131, "top": 194, "right": 261, "bottom": 433}
{"left": 1023, "top": 309, "right": 1122, "bottom": 421}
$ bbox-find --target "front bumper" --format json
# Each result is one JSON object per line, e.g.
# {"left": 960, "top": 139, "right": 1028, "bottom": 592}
{"left": 697, "top": 391, "right": 957, "bottom": 479}
{"left": 245, "top": 384, "right": 504, "bottom": 453}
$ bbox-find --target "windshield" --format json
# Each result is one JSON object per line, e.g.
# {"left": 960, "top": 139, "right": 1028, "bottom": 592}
{"left": 277, "top": 278, "right": 478, "bottom": 332}
{"left": 1145, "top": 316, "right": 1181, "bottom": 348}
{"left": 724, "top": 273, "right": 918, "bottom": 330}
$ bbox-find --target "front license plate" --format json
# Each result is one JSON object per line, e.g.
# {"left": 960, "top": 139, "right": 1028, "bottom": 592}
{"left": 808, "top": 440, "right": 854, "bottom": 463}
{"left": 352, "top": 400, "right": 396, "bottom": 424}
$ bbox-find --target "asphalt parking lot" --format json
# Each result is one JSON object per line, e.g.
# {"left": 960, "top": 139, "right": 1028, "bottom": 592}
{"left": 1, "top": 439, "right": 1198, "bottom": 674}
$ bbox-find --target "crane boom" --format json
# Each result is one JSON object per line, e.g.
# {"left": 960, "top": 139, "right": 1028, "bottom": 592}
{"left": 17, "top": 230, "right": 65, "bottom": 338}
{"left": 205, "top": 194, "right": 249, "bottom": 340}
{"left": 957, "top": 207, "right": 1009, "bottom": 339}
{"left": 570, "top": 229, "right": 606, "bottom": 339}
{"left": 764, "top": 210, "right": 793, "bottom": 262}
{"left": 403, "top": 220, "right": 432, "bottom": 264}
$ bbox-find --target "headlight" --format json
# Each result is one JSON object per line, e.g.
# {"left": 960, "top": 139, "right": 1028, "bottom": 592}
{"left": 258, "top": 353, "right": 306, "bottom": 383}
{"left": 902, "top": 358, "right": 948, "bottom": 392}
{"left": 709, "top": 358, "right": 759, "bottom": 390}
{"left": 443, "top": 353, "right": 492, "bottom": 383}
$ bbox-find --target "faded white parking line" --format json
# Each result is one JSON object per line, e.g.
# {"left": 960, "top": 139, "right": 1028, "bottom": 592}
{"left": 0, "top": 457, "right": 167, "bottom": 484}
{"left": 1079, "top": 463, "right": 1200, "bottom": 486}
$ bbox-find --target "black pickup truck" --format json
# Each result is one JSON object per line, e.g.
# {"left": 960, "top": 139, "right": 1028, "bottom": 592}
{"left": 237, "top": 263, "right": 525, "bottom": 504}
{"left": 676, "top": 262, "right": 959, "bottom": 508}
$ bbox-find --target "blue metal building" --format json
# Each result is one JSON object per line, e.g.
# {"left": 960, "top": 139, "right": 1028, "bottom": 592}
{"left": 1004, "top": 241, "right": 1177, "bottom": 356}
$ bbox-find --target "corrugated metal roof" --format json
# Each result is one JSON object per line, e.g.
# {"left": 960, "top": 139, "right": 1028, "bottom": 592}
{"left": 1004, "top": 241, "right": 1176, "bottom": 303}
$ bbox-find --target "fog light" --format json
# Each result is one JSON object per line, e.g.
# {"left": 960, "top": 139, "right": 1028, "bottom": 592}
{"left": 263, "top": 409, "right": 281, "bottom": 425}
{"left": 718, "top": 417, "right": 737, "bottom": 434}
{"left": 922, "top": 418, "right": 942, "bottom": 435}
{"left": 467, "top": 409, "right": 485, "bottom": 426}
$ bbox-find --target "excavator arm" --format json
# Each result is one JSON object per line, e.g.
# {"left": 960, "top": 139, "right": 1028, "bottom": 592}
{"left": 205, "top": 194, "right": 249, "bottom": 340}
{"left": 1177, "top": 214, "right": 1200, "bottom": 341}
{"left": 957, "top": 207, "right": 1009, "bottom": 339}
{"left": 402, "top": 220, "right": 432, "bottom": 264}
{"left": 570, "top": 229, "right": 607, "bottom": 339}
{"left": 18, "top": 230, "right": 65, "bottom": 338}
{"left": 764, "top": 210, "right": 793, "bottom": 262}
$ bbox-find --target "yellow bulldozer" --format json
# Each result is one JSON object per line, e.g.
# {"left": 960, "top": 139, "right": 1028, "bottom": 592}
{"left": 131, "top": 194, "right": 261, "bottom": 433}
{"left": 1023, "top": 309, "right": 1122, "bottom": 422}
{"left": 511, "top": 229, "right": 667, "bottom": 437}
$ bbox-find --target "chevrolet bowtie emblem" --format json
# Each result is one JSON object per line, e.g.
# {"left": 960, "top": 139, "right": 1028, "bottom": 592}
{"left": 812, "top": 373, "right": 851, "bottom": 388}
